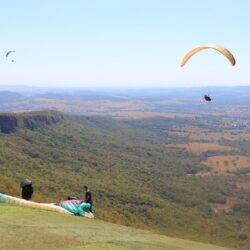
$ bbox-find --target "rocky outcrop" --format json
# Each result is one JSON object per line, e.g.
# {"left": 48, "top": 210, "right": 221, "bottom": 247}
{"left": 0, "top": 115, "right": 18, "bottom": 133}
{"left": 0, "top": 111, "right": 64, "bottom": 133}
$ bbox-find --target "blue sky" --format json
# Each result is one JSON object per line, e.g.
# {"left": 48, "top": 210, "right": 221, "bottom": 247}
{"left": 0, "top": 0, "right": 249, "bottom": 88}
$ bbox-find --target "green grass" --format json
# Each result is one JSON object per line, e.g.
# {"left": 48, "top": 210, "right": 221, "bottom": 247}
{"left": 0, "top": 204, "right": 232, "bottom": 250}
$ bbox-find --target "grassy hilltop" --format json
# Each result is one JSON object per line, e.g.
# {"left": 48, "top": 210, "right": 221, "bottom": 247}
{"left": 0, "top": 204, "right": 232, "bottom": 250}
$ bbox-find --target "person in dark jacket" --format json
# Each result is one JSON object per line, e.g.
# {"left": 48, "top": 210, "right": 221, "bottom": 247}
{"left": 84, "top": 186, "right": 93, "bottom": 212}
{"left": 20, "top": 179, "right": 33, "bottom": 200}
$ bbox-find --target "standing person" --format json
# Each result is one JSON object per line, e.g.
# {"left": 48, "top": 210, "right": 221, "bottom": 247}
{"left": 84, "top": 186, "right": 93, "bottom": 213}
{"left": 20, "top": 179, "right": 33, "bottom": 200}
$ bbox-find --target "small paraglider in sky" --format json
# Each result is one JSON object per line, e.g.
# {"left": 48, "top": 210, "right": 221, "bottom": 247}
{"left": 6, "top": 50, "right": 15, "bottom": 62}
{"left": 6, "top": 50, "right": 15, "bottom": 58}
{"left": 204, "top": 94, "right": 212, "bottom": 102}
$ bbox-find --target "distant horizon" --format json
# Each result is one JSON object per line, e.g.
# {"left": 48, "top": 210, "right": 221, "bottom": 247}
{"left": 0, "top": 83, "right": 250, "bottom": 89}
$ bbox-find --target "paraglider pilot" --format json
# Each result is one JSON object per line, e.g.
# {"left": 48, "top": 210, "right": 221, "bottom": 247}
{"left": 84, "top": 186, "right": 93, "bottom": 212}
{"left": 204, "top": 94, "right": 212, "bottom": 101}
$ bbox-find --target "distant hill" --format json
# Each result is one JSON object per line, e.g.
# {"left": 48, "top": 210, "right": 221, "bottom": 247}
{"left": 0, "top": 91, "right": 25, "bottom": 112}
{"left": 0, "top": 91, "right": 24, "bottom": 103}
{"left": 1, "top": 86, "right": 250, "bottom": 116}
{"left": 0, "top": 111, "right": 249, "bottom": 249}
{"left": 2, "top": 85, "right": 250, "bottom": 102}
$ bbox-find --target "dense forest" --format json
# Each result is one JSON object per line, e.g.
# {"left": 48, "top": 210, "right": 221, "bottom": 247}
{"left": 0, "top": 111, "right": 249, "bottom": 249}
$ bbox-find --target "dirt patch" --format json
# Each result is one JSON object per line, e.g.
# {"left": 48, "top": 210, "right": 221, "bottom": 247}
{"left": 195, "top": 172, "right": 213, "bottom": 177}
{"left": 236, "top": 182, "right": 250, "bottom": 190}
{"left": 210, "top": 197, "right": 239, "bottom": 214}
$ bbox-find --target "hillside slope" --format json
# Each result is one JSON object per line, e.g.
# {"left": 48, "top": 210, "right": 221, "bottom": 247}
{"left": 0, "top": 204, "right": 232, "bottom": 250}
{"left": 0, "top": 112, "right": 249, "bottom": 249}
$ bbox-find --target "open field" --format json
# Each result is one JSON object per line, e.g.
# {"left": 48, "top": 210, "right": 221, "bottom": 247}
{"left": 188, "top": 131, "right": 236, "bottom": 141}
{"left": 7, "top": 98, "right": 198, "bottom": 119}
{"left": 168, "top": 130, "right": 250, "bottom": 142}
{"left": 167, "top": 143, "right": 238, "bottom": 153}
{"left": 201, "top": 155, "right": 250, "bottom": 174}
{"left": 109, "top": 111, "right": 195, "bottom": 119}
{"left": 0, "top": 205, "right": 233, "bottom": 250}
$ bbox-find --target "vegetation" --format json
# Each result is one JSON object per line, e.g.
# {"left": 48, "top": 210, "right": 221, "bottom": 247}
{"left": 0, "top": 112, "right": 249, "bottom": 249}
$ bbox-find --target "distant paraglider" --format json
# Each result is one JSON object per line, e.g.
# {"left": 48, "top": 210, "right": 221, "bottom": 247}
{"left": 6, "top": 50, "right": 15, "bottom": 62}
{"left": 181, "top": 45, "right": 236, "bottom": 102}
{"left": 204, "top": 94, "right": 211, "bottom": 102}
{"left": 180, "top": 45, "right": 236, "bottom": 67}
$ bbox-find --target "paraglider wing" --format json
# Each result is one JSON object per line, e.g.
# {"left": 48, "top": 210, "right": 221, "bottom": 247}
{"left": 180, "top": 45, "right": 236, "bottom": 67}
{"left": 6, "top": 50, "right": 15, "bottom": 58}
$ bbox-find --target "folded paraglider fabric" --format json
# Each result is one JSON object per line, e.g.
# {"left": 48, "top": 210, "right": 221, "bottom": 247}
{"left": 55, "top": 200, "right": 94, "bottom": 218}
{"left": 0, "top": 193, "right": 94, "bottom": 218}
{"left": 0, "top": 192, "right": 72, "bottom": 214}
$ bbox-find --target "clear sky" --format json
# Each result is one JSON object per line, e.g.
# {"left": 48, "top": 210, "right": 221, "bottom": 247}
{"left": 0, "top": 0, "right": 249, "bottom": 88}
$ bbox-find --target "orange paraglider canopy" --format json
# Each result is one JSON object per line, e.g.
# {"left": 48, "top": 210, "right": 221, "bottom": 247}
{"left": 180, "top": 45, "right": 236, "bottom": 67}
